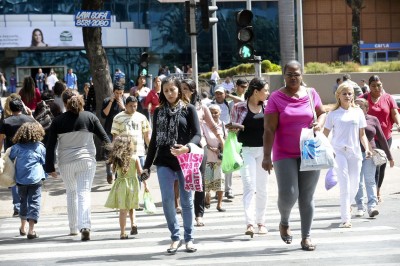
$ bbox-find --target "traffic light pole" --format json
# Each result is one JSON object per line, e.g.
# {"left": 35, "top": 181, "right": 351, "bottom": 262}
{"left": 189, "top": 0, "right": 199, "bottom": 89}
{"left": 253, "top": 55, "right": 262, "bottom": 78}
{"left": 212, "top": 0, "right": 218, "bottom": 71}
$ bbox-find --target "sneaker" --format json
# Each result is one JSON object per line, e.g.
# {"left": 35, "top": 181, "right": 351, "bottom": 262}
{"left": 355, "top": 209, "right": 365, "bottom": 217}
{"left": 12, "top": 210, "right": 19, "bottom": 217}
{"left": 339, "top": 222, "right": 352, "bottom": 228}
{"left": 81, "top": 228, "right": 90, "bottom": 241}
{"left": 368, "top": 208, "right": 379, "bottom": 218}
{"left": 225, "top": 192, "right": 235, "bottom": 199}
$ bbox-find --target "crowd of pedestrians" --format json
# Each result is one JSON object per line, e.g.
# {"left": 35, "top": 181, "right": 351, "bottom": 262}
{"left": 1, "top": 63, "right": 399, "bottom": 256}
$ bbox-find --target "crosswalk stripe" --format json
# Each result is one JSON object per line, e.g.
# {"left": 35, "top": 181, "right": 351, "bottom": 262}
{"left": 1, "top": 233, "right": 400, "bottom": 262}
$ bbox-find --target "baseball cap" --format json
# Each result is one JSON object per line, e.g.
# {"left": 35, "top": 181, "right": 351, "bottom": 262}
{"left": 214, "top": 85, "right": 225, "bottom": 94}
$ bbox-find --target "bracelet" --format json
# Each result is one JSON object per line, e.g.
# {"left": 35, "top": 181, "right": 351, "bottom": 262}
{"left": 185, "top": 144, "right": 191, "bottom": 153}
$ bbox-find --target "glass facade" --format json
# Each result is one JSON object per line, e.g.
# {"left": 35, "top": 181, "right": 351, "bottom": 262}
{"left": 0, "top": 0, "right": 279, "bottom": 88}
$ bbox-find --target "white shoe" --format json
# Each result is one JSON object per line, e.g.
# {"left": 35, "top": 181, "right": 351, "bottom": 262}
{"left": 355, "top": 209, "right": 365, "bottom": 217}
{"left": 339, "top": 222, "right": 352, "bottom": 228}
{"left": 368, "top": 208, "right": 379, "bottom": 218}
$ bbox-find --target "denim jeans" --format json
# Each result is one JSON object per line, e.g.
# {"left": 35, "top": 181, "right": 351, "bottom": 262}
{"left": 11, "top": 185, "right": 20, "bottom": 212}
{"left": 355, "top": 152, "right": 378, "bottom": 211}
{"left": 157, "top": 166, "right": 194, "bottom": 243}
{"left": 18, "top": 182, "right": 42, "bottom": 223}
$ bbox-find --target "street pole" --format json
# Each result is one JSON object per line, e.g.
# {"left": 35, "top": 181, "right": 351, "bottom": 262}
{"left": 296, "top": 0, "right": 304, "bottom": 67}
{"left": 190, "top": 0, "right": 199, "bottom": 88}
{"left": 212, "top": 0, "right": 218, "bottom": 71}
{"left": 246, "top": 0, "right": 251, "bottom": 10}
{"left": 254, "top": 55, "right": 261, "bottom": 78}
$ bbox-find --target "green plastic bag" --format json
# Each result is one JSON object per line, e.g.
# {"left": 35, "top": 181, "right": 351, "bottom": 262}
{"left": 143, "top": 190, "right": 157, "bottom": 214}
{"left": 221, "top": 131, "right": 243, "bottom": 173}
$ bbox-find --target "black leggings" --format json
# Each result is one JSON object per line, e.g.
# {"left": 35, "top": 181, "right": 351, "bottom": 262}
{"left": 194, "top": 149, "right": 207, "bottom": 218}
{"left": 375, "top": 137, "right": 392, "bottom": 188}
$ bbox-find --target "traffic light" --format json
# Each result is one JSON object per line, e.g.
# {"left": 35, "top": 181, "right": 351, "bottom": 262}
{"left": 138, "top": 52, "right": 149, "bottom": 76}
{"left": 200, "top": 0, "right": 218, "bottom": 31}
{"left": 236, "top": 9, "right": 254, "bottom": 61}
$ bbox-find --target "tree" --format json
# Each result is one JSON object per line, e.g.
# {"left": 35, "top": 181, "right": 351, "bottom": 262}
{"left": 278, "top": 0, "right": 296, "bottom": 68}
{"left": 82, "top": 0, "right": 113, "bottom": 159}
{"left": 82, "top": 0, "right": 113, "bottom": 118}
{"left": 346, "top": 0, "right": 366, "bottom": 64}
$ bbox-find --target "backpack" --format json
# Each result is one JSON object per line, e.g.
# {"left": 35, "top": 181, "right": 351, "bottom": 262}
{"left": 34, "top": 101, "right": 54, "bottom": 130}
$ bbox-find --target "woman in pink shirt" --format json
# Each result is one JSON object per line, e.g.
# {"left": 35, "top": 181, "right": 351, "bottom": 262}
{"left": 263, "top": 60, "right": 326, "bottom": 251}
{"left": 360, "top": 75, "right": 400, "bottom": 201}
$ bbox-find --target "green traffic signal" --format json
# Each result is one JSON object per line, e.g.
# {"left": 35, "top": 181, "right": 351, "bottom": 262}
{"left": 239, "top": 44, "right": 254, "bottom": 59}
{"left": 140, "top": 68, "right": 148, "bottom": 76}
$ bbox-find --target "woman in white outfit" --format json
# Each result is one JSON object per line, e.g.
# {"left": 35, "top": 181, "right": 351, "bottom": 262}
{"left": 323, "top": 83, "right": 372, "bottom": 228}
{"left": 230, "top": 78, "right": 270, "bottom": 237}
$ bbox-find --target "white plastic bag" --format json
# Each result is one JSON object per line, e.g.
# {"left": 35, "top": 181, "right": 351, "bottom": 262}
{"left": 0, "top": 148, "right": 16, "bottom": 188}
{"left": 300, "top": 128, "right": 335, "bottom": 171}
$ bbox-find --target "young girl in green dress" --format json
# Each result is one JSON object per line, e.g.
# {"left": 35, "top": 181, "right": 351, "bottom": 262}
{"left": 105, "top": 134, "right": 146, "bottom": 239}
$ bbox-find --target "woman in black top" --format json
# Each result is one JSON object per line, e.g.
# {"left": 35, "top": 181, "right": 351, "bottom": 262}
{"left": 230, "top": 78, "right": 270, "bottom": 238}
{"left": 142, "top": 76, "right": 201, "bottom": 253}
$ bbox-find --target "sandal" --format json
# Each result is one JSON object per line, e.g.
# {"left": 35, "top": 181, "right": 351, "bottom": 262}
{"left": 245, "top": 225, "right": 254, "bottom": 238}
{"left": 195, "top": 217, "right": 205, "bottom": 227}
{"left": 167, "top": 240, "right": 182, "bottom": 254}
{"left": 130, "top": 225, "right": 138, "bottom": 235}
{"left": 19, "top": 228, "right": 26, "bottom": 236}
{"left": 120, "top": 234, "right": 129, "bottom": 239}
{"left": 27, "top": 231, "right": 39, "bottom": 239}
{"left": 301, "top": 238, "right": 316, "bottom": 251}
{"left": 279, "top": 223, "right": 292, "bottom": 244}
{"left": 185, "top": 241, "right": 197, "bottom": 253}
{"left": 257, "top": 224, "right": 268, "bottom": 235}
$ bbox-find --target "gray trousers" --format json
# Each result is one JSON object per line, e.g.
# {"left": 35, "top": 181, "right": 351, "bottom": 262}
{"left": 274, "top": 158, "right": 320, "bottom": 239}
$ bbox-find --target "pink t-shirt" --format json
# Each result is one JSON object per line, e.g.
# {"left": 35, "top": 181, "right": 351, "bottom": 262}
{"left": 362, "top": 93, "right": 396, "bottom": 140}
{"left": 265, "top": 88, "right": 322, "bottom": 162}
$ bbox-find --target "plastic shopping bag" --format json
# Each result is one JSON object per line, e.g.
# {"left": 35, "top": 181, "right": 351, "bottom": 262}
{"left": 176, "top": 143, "right": 204, "bottom": 192}
{"left": 300, "top": 128, "right": 335, "bottom": 171}
{"left": 325, "top": 168, "right": 337, "bottom": 190}
{"left": 143, "top": 190, "right": 157, "bottom": 214}
{"left": 221, "top": 131, "right": 243, "bottom": 173}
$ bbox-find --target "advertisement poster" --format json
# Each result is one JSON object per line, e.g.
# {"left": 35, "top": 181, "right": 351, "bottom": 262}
{"left": 0, "top": 27, "right": 84, "bottom": 48}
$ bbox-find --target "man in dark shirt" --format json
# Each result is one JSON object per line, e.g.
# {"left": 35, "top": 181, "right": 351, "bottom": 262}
{"left": 0, "top": 98, "right": 36, "bottom": 217}
{"left": 101, "top": 84, "right": 126, "bottom": 184}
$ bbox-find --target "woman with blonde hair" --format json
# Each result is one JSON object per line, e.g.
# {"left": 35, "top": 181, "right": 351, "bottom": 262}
{"left": 323, "top": 83, "right": 372, "bottom": 228}
{"left": 46, "top": 89, "right": 110, "bottom": 241}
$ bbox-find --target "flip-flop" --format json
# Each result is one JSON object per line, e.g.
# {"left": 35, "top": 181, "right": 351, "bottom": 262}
{"left": 167, "top": 240, "right": 182, "bottom": 254}
{"left": 195, "top": 217, "right": 205, "bottom": 227}
{"left": 301, "top": 239, "right": 316, "bottom": 251}
{"left": 279, "top": 223, "right": 292, "bottom": 244}
{"left": 19, "top": 228, "right": 26, "bottom": 236}
{"left": 120, "top": 234, "right": 129, "bottom": 239}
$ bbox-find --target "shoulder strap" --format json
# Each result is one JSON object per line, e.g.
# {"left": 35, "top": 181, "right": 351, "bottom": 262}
{"left": 306, "top": 88, "right": 317, "bottom": 123}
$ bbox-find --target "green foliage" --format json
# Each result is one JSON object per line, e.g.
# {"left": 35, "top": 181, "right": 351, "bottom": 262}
{"left": 340, "top": 62, "right": 361, "bottom": 72}
{"left": 305, "top": 62, "right": 334, "bottom": 74}
{"left": 368, "top": 61, "right": 400, "bottom": 72}
{"left": 199, "top": 60, "right": 281, "bottom": 79}
{"left": 329, "top": 61, "right": 345, "bottom": 68}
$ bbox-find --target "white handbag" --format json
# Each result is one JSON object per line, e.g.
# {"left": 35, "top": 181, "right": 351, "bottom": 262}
{"left": 372, "top": 148, "right": 387, "bottom": 166}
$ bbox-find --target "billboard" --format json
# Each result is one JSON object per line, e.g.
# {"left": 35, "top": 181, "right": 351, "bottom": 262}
{"left": 0, "top": 27, "right": 84, "bottom": 48}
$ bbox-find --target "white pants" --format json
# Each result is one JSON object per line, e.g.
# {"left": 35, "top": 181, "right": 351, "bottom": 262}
{"left": 239, "top": 147, "right": 269, "bottom": 226}
{"left": 334, "top": 149, "right": 362, "bottom": 223}
{"left": 59, "top": 159, "right": 97, "bottom": 234}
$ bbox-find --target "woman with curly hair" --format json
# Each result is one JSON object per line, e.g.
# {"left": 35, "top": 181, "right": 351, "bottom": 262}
{"left": 45, "top": 89, "right": 110, "bottom": 241}
{"left": 104, "top": 134, "right": 146, "bottom": 239}
{"left": 19, "top": 76, "right": 41, "bottom": 111}
{"left": 9, "top": 122, "right": 46, "bottom": 239}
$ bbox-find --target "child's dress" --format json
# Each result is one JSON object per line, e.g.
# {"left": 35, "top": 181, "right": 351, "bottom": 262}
{"left": 105, "top": 156, "right": 140, "bottom": 210}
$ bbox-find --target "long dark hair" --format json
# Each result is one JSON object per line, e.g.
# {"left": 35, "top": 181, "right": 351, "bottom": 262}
{"left": 159, "top": 76, "right": 186, "bottom": 106}
{"left": 20, "top": 76, "right": 36, "bottom": 104}
{"left": 181, "top": 79, "right": 200, "bottom": 106}
{"left": 244, "top": 78, "right": 268, "bottom": 100}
